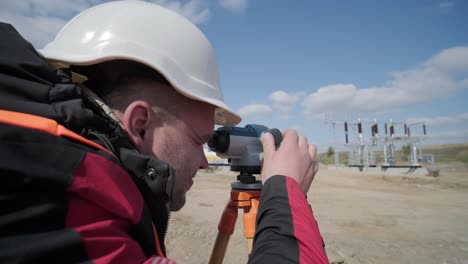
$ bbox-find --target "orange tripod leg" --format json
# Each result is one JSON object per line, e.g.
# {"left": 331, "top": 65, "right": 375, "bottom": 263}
{"left": 242, "top": 195, "right": 260, "bottom": 254}
{"left": 209, "top": 202, "right": 238, "bottom": 264}
{"left": 209, "top": 190, "right": 261, "bottom": 264}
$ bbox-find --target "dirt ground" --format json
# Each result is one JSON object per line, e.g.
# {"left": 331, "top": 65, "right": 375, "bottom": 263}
{"left": 165, "top": 164, "right": 468, "bottom": 264}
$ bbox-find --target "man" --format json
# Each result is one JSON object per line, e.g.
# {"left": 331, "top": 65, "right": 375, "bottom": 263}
{"left": 0, "top": 1, "right": 328, "bottom": 263}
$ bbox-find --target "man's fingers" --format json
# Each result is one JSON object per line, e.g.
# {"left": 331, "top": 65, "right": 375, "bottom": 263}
{"left": 299, "top": 144, "right": 318, "bottom": 193}
{"left": 282, "top": 130, "right": 299, "bottom": 148}
{"left": 313, "top": 161, "right": 320, "bottom": 176}
{"left": 298, "top": 135, "right": 308, "bottom": 150}
{"left": 308, "top": 143, "right": 317, "bottom": 161}
{"left": 303, "top": 144, "right": 317, "bottom": 184}
{"left": 309, "top": 144, "right": 319, "bottom": 176}
{"left": 261, "top": 132, "right": 275, "bottom": 162}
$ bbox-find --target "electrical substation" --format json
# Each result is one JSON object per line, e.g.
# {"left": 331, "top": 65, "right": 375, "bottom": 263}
{"left": 328, "top": 118, "right": 438, "bottom": 175}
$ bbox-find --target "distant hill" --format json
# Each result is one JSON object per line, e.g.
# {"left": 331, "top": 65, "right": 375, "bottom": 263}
{"left": 317, "top": 143, "right": 468, "bottom": 165}
{"left": 420, "top": 144, "right": 468, "bottom": 164}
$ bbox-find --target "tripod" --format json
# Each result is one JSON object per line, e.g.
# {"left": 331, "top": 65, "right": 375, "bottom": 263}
{"left": 208, "top": 171, "right": 262, "bottom": 264}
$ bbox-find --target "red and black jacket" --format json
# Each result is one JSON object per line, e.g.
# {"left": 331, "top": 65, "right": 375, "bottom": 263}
{"left": 0, "top": 22, "right": 174, "bottom": 263}
{"left": 250, "top": 176, "right": 329, "bottom": 263}
{"left": 0, "top": 23, "right": 328, "bottom": 263}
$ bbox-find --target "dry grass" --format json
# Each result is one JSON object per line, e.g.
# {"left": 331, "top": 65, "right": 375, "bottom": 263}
{"left": 317, "top": 143, "right": 468, "bottom": 165}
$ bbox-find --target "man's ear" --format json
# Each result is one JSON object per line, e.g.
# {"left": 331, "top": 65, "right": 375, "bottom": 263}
{"left": 121, "top": 101, "right": 153, "bottom": 150}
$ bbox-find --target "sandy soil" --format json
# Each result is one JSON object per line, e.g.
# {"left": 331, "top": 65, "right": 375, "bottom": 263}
{"left": 165, "top": 165, "right": 468, "bottom": 264}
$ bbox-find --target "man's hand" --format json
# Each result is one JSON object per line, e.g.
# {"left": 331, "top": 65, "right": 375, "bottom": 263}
{"left": 261, "top": 130, "right": 319, "bottom": 194}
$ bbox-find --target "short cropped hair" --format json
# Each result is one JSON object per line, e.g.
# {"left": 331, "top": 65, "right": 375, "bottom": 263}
{"left": 75, "top": 60, "right": 200, "bottom": 123}
{"left": 72, "top": 60, "right": 169, "bottom": 97}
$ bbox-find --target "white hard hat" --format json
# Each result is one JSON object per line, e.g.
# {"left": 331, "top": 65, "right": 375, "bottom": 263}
{"left": 39, "top": 0, "right": 241, "bottom": 126}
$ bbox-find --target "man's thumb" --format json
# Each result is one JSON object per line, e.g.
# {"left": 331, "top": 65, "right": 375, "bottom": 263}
{"left": 262, "top": 132, "right": 275, "bottom": 161}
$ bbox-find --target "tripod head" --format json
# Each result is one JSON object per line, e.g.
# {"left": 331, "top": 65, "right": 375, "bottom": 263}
{"left": 208, "top": 124, "right": 283, "bottom": 190}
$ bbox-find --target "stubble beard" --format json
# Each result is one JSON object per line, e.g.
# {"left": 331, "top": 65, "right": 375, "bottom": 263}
{"left": 169, "top": 192, "right": 186, "bottom": 212}
{"left": 169, "top": 168, "right": 194, "bottom": 212}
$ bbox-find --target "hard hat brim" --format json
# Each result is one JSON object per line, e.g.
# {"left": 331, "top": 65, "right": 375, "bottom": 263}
{"left": 39, "top": 48, "right": 242, "bottom": 126}
{"left": 38, "top": 1, "right": 242, "bottom": 126}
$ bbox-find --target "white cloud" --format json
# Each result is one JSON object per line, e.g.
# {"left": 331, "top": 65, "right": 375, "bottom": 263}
{"left": 462, "top": 79, "right": 468, "bottom": 89}
{"left": 407, "top": 113, "right": 468, "bottom": 126}
{"left": 439, "top": 1, "right": 455, "bottom": 13}
{"left": 268, "top": 90, "right": 304, "bottom": 116}
{"left": 286, "top": 124, "right": 303, "bottom": 133}
{"left": 0, "top": 0, "right": 93, "bottom": 48}
{"left": 425, "top": 46, "right": 468, "bottom": 74}
{"left": 431, "top": 129, "right": 468, "bottom": 139}
{"left": 302, "top": 84, "right": 357, "bottom": 118}
{"left": 150, "top": 0, "right": 210, "bottom": 24}
{"left": 0, "top": 0, "right": 91, "bottom": 17}
{"left": 278, "top": 114, "right": 292, "bottom": 120}
{"left": 237, "top": 104, "right": 272, "bottom": 119}
{"left": 218, "top": 0, "right": 248, "bottom": 12}
{"left": 0, "top": 0, "right": 211, "bottom": 48}
{"left": 0, "top": 12, "right": 67, "bottom": 48}
{"left": 302, "top": 46, "right": 468, "bottom": 118}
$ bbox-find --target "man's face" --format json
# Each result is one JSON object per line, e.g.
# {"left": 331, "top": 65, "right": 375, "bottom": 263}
{"left": 144, "top": 101, "right": 215, "bottom": 211}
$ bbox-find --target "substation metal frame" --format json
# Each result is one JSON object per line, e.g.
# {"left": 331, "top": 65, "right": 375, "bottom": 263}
{"left": 327, "top": 117, "right": 432, "bottom": 171}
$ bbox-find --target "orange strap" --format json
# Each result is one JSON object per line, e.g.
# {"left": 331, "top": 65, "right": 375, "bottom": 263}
{"left": 0, "top": 110, "right": 166, "bottom": 256}
{"left": 152, "top": 223, "right": 165, "bottom": 257}
{"left": 0, "top": 110, "right": 114, "bottom": 156}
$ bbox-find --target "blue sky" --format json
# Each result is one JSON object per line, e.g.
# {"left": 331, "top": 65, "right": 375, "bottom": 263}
{"left": 1, "top": 0, "right": 467, "bottom": 151}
